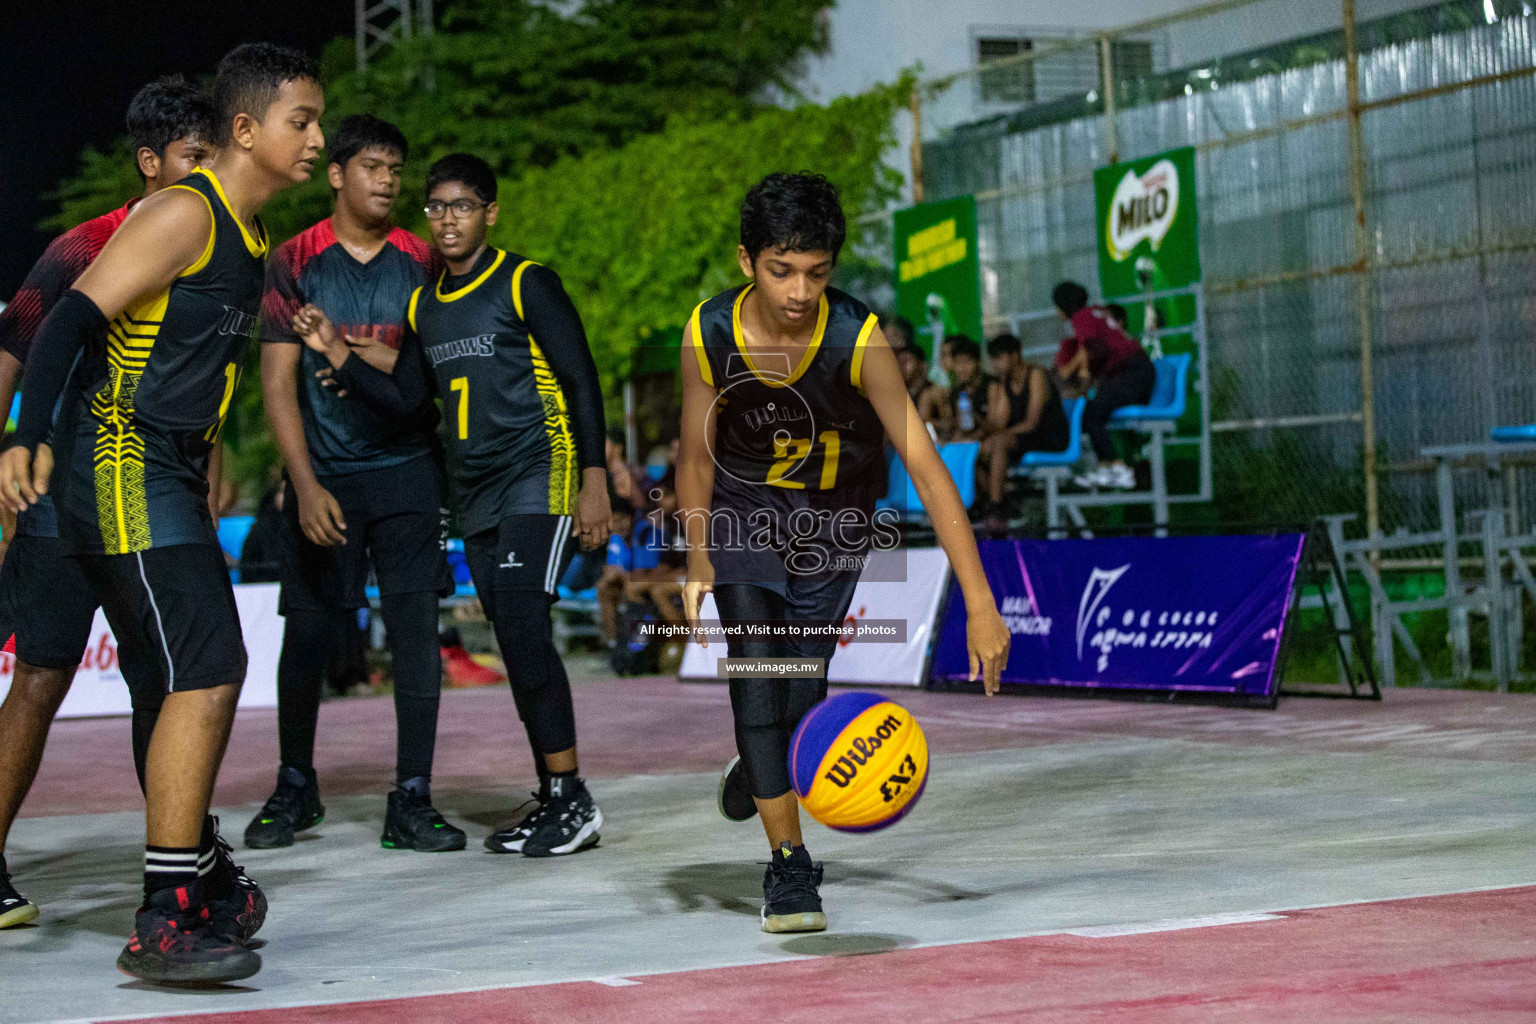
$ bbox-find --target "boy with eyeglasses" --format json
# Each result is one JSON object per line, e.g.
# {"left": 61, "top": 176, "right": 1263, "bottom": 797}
{"left": 292, "top": 153, "right": 611, "bottom": 858}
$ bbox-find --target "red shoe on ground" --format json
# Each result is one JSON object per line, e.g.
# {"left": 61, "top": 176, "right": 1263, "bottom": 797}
{"left": 442, "top": 644, "right": 506, "bottom": 688}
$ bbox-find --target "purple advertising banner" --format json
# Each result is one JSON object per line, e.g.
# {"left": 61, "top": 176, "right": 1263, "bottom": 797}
{"left": 933, "top": 535, "right": 1307, "bottom": 698}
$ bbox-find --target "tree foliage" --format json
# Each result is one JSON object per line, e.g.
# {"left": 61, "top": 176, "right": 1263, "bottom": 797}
{"left": 487, "top": 85, "right": 905, "bottom": 392}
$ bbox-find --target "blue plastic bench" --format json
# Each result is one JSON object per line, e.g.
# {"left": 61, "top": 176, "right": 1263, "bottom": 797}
{"left": 1491, "top": 424, "right": 1536, "bottom": 442}
{"left": 1014, "top": 397, "right": 1086, "bottom": 529}
{"left": 877, "top": 441, "right": 981, "bottom": 519}
{"left": 1110, "top": 353, "right": 1191, "bottom": 427}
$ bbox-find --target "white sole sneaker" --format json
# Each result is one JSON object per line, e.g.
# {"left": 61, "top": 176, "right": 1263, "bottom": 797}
{"left": 761, "top": 907, "right": 827, "bottom": 933}
{"left": 525, "top": 806, "right": 604, "bottom": 857}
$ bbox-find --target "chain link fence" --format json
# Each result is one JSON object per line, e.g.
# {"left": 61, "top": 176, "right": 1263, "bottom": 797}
{"left": 913, "top": 0, "right": 1536, "bottom": 539}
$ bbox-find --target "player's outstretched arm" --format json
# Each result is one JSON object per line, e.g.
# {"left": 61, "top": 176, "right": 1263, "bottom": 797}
{"left": 862, "top": 325, "right": 1010, "bottom": 694}
{"left": 676, "top": 320, "right": 718, "bottom": 648}
{"left": 0, "top": 189, "right": 211, "bottom": 513}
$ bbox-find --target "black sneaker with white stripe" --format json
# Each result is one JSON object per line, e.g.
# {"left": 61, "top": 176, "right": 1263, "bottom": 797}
{"left": 484, "top": 793, "right": 547, "bottom": 853}
{"left": 0, "top": 855, "right": 38, "bottom": 929}
{"left": 521, "top": 777, "right": 602, "bottom": 857}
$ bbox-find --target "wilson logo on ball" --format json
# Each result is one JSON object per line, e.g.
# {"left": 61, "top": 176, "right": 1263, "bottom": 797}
{"left": 790, "top": 692, "right": 928, "bottom": 833}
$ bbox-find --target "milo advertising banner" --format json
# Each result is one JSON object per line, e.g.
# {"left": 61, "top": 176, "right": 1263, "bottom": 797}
{"left": 1095, "top": 146, "right": 1200, "bottom": 296}
{"left": 1094, "top": 146, "right": 1201, "bottom": 443}
{"left": 893, "top": 196, "right": 983, "bottom": 361}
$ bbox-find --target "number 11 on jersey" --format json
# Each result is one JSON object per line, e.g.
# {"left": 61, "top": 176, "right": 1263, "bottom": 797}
{"left": 451, "top": 376, "right": 469, "bottom": 439}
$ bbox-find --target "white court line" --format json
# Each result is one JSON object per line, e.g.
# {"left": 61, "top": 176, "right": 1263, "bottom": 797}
{"left": 591, "top": 976, "right": 643, "bottom": 987}
{"left": 1063, "top": 912, "right": 1284, "bottom": 938}
{"left": 45, "top": 879, "right": 1536, "bottom": 1024}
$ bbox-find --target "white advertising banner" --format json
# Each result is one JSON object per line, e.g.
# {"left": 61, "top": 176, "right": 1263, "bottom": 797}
{"left": 0, "top": 583, "right": 283, "bottom": 718}
{"left": 679, "top": 548, "right": 951, "bottom": 687}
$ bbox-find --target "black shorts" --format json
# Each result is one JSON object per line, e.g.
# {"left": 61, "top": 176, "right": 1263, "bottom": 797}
{"left": 0, "top": 534, "right": 98, "bottom": 669}
{"left": 77, "top": 544, "right": 246, "bottom": 695}
{"left": 279, "top": 454, "right": 452, "bottom": 614}
{"left": 464, "top": 514, "right": 577, "bottom": 597}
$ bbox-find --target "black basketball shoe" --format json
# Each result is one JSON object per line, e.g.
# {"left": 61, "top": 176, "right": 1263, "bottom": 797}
{"left": 521, "top": 777, "right": 602, "bottom": 858}
{"left": 717, "top": 755, "right": 758, "bottom": 822}
{"left": 483, "top": 793, "right": 547, "bottom": 854}
{"left": 761, "top": 842, "right": 826, "bottom": 934}
{"left": 117, "top": 878, "right": 262, "bottom": 985}
{"left": 381, "top": 778, "right": 467, "bottom": 852}
{"left": 202, "top": 816, "right": 266, "bottom": 943}
{"left": 0, "top": 855, "right": 38, "bottom": 929}
{"left": 244, "top": 765, "right": 324, "bottom": 849}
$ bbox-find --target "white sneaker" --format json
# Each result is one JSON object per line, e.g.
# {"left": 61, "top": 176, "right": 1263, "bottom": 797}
{"left": 1109, "top": 464, "right": 1136, "bottom": 489}
{"left": 1073, "top": 466, "right": 1115, "bottom": 488}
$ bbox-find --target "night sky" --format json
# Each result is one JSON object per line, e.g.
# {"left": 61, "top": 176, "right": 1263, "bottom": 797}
{"left": 0, "top": 1, "right": 353, "bottom": 296}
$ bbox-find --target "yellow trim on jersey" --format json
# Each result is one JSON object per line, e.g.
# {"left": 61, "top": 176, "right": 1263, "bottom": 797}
{"left": 93, "top": 290, "right": 170, "bottom": 553}
{"left": 850, "top": 313, "right": 878, "bottom": 395}
{"left": 407, "top": 286, "right": 423, "bottom": 332}
{"left": 510, "top": 258, "right": 540, "bottom": 319}
{"left": 195, "top": 168, "right": 268, "bottom": 258}
{"left": 437, "top": 248, "right": 506, "bottom": 302}
{"left": 511, "top": 260, "right": 576, "bottom": 514}
{"left": 528, "top": 338, "right": 577, "bottom": 515}
{"left": 687, "top": 302, "right": 713, "bottom": 387}
{"left": 164, "top": 186, "right": 217, "bottom": 278}
{"left": 729, "top": 284, "right": 828, "bottom": 389}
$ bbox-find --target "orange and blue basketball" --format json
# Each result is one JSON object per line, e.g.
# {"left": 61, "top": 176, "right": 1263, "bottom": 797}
{"left": 789, "top": 691, "right": 928, "bottom": 833}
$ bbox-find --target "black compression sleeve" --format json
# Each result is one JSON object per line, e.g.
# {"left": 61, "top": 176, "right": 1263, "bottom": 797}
{"left": 333, "top": 333, "right": 433, "bottom": 418}
{"left": 519, "top": 265, "right": 606, "bottom": 471}
{"left": 15, "top": 289, "right": 106, "bottom": 450}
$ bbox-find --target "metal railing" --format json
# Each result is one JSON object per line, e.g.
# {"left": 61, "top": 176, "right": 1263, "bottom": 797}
{"left": 910, "top": 0, "right": 1536, "bottom": 545}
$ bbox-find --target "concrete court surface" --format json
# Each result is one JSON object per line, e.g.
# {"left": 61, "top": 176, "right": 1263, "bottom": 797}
{"left": 2, "top": 674, "right": 1535, "bottom": 1023}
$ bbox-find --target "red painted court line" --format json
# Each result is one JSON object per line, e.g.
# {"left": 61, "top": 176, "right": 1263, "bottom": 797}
{"left": 108, "top": 886, "right": 1536, "bottom": 1024}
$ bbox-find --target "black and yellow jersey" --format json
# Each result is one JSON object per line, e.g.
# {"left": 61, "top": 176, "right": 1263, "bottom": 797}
{"left": 56, "top": 168, "right": 266, "bottom": 555}
{"left": 690, "top": 283, "right": 886, "bottom": 522}
{"left": 408, "top": 247, "right": 578, "bottom": 535}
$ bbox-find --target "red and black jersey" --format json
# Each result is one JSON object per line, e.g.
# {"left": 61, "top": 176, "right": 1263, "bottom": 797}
{"left": 262, "top": 219, "right": 440, "bottom": 477}
{"left": 0, "top": 201, "right": 134, "bottom": 363}
{"left": 0, "top": 201, "right": 134, "bottom": 541}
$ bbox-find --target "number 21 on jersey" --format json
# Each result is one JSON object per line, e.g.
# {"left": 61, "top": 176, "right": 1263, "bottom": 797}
{"left": 766, "top": 429, "right": 840, "bottom": 489}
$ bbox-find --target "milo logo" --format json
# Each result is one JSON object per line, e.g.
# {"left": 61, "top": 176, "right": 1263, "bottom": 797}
{"left": 822, "top": 712, "right": 904, "bottom": 789}
{"left": 1107, "top": 158, "right": 1179, "bottom": 262}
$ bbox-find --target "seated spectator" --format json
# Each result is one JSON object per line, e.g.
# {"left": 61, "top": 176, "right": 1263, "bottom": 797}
{"left": 597, "top": 499, "right": 637, "bottom": 646}
{"left": 977, "top": 333, "right": 1072, "bottom": 525}
{"left": 935, "top": 335, "right": 991, "bottom": 442}
{"left": 1105, "top": 303, "right": 1130, "bottom": 333}
{"left": 607, "top": 435, "right": 649, "bottom": 511}
{"left": 1052, "top": 281, "right": 1154, "bottom": 490}
{"left": 885, "top": 317, "right": 945, "bottom": 436}
{"left": 625, "top": 484, "right": 686, "bottom": 629}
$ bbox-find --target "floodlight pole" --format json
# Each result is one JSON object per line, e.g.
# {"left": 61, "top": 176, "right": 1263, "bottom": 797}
{"left": 1342, "top": 0, "right": 1379, "bottom": 550}
{"left": 356, "top": 0, "right": 435, "bottom": 87}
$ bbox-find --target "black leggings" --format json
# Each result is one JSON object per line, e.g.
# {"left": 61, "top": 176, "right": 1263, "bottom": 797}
{"left": 714, "top": 582, "right": 855, "bottom": 801}
{"left": 1084, "top": 353, "right": 1156, "bottom": 462}
{"left": 479, "top": 587, "right": 578, "bottom": 773}
{"left": 277, "top": 591, "right": 443, "bottom": 784}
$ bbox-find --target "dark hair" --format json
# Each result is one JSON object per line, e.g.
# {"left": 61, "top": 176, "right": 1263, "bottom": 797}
{"left": 426, "top": 153, "right": 497, "bottom": 204}
{"left": 987, "top": 333, "right": 1021, "bottom": 357}
{"left": 881, "top": 314, "right": 916, "bottom": 350}
{"left": 328, "top": 114, "right": 408, "bottom": 172}
{"left": 611, "top": 496, "right": 635, "bottom": 519}
{"left": 739, "top": 172, "right": 846, "bottom": 264}
{"left": 948, "top": 335, "right": 981, "bottom": 361}
{"left": 213, "top": 43, "right": 320, "bottom": 147}
{"left": 1105, "top": 303, "right": 1129, "bottom": 328}
{"left": 1052, "top": 281, "right": 1090, "bottom": 317}
{"left": 127, "top": 75, "right": 216, "bottom": 175}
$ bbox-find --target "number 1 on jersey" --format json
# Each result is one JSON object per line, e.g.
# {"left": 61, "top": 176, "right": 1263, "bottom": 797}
{"left": 451, "top": 376, "right": 469, "bottom": 439}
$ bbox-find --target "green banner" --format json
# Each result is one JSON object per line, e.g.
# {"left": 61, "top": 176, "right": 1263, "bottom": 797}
{"left": 1094, "top": 146, "right": 1200, "bottom": 298}
{"left": 893, "top": 195, "right": 983, "bottom": 358}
